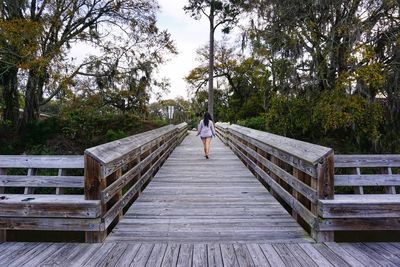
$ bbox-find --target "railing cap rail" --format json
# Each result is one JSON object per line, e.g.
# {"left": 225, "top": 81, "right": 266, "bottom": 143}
{"left": 85, "top": 123, "right": 186, "bottom": 165}
{"left": 228, "top": 124, "right": 333, "bottom": 165}
{"left": 0, "top": 155, "right": 84, "bottom": 168}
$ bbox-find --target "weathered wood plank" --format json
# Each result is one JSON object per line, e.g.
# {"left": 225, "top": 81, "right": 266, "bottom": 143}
{"left": 177, "top": 244, "right": 193, "bottom": 267}
{"left": 221, "top": 244, "right": 240, "bottom": 267}
{"left": 145, "top": 243, "right": 167, "bottom": 267}
{"left": 335, "top": 174, "right": 400, "bottom": 186}
{"left": 0, "top": 194, "right": 100, "bottom": 218}
{"left": 335, "top": 154, "right": 400, "bottom": 168}
{"left": 161, "top": 244, "right": 180, "bottom": 267}
{"left": 208, "top": 244, "right": 224, "bottom": 267}
{"left": 0, "top": 155, "right": 84, "bottom": 169}
{"left": 0, "top": 175, "right": 84, "bottom": 188}
{"left": 192, "top": 244, "right": 207, "bottom": 267}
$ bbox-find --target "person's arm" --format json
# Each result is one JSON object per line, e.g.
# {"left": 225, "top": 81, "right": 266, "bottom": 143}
{"left": 211, "top": 121, "right": 216, "bottom": 137}
{"left": 197, "top": 121, "right": 203, "bottom": 136}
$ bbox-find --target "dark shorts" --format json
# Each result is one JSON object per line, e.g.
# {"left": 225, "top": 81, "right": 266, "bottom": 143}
{"left": 200, "top": 136, "right": 212, "bottom": 140}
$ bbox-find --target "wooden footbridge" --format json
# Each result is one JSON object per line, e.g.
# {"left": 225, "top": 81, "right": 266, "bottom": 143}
{"left": 1, "top": 123, "right": 400, "bottom": 266}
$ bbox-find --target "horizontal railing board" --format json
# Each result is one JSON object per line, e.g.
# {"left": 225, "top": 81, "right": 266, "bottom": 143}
{"left": 0, "top": 194, "right": 100, "bottom": 218}
{"left": 85, "top": 125, "right": 176, "bottom": 165}
{"left": 227, "top": 127, "right": 319, "bottom": 177}
{"left": 318, "top": 194, "right": 400, "bottom": 218}
{"left": 0, "top": 175, "right": 84, "bottom": 188}
{"left": 232, "top": 136, "right": 318, "bottom": 203}
{"left": 335, "top": 155, "right": 400, "bottom": 168}
{"left": 229, "top": 124, "right": 332, "bottom": 165}
{"left": 0, "top": 217, "right": 103, "bottom": 231}
{"left": 318, "top": 218, "right": 400, "bottom": 231}
{"left": 228, "top": 139, "right": 317, "bottom": 228}
{"left": 334, "top": 174, "right": 400, "bottom": 186}
{"left": 0, "top": 156, "right": 83, "bottom": 169}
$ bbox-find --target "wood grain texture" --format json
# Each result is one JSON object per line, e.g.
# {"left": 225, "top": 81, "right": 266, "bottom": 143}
{"left": 0, "top": 242, "right": 399, "bottom": 266}
{"left": 107, "top": 131, "right": 312, "bottom": 244}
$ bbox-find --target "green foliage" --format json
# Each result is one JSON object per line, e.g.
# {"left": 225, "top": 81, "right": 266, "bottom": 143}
{"left": 105, "top": 129, "right": 128, "bottom": 142}
{"left": 237, "top": 116, "right": 267, "bottom": 131}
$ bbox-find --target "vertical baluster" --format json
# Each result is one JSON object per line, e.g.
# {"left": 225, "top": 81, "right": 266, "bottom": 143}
{"left": 0, "top": 168, "right": 5, "bottom": 194}
{"left": 24, "top": 168, "right": 36, "bottom": 194}
{"left": 385, "top": 167, "right": 396, "bottom": 194}
{"left": 353, "top": 167, "right": 363, "bottom": 194}
{"left": 0, "top": 168, "right": 5, "bottom": 241}
{"left": 56, "top": 168, "right": 66, "bottom": 195}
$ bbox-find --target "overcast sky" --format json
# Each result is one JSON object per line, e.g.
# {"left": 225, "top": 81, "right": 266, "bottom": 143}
{"left": 156, "top": 0, "right": 211, "bottom": 100}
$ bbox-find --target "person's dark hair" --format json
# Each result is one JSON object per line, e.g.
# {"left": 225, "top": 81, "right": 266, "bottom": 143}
{"left": 203, "top": 112, "right": 212, "bottom": 127}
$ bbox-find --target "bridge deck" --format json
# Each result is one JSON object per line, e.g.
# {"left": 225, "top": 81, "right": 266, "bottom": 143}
{"left": 1, "top": 241, "right": 400, "bottom": 266}
{"left": 107, "top": 131, "right": 312, "bottom": 243}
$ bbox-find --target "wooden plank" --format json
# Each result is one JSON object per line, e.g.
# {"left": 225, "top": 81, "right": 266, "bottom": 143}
{"left": 318, "top": 194, "right": 400, "bottom": 218}
{"left": 234, "top": 139, "right": 318, "bottom": 203}
{"left": 246, "top": 244, "right": 270, "bottom": 267}
{"left": 161, "top": 244, "right": 180, "bottom": 267}
{"left": 336, "top": 243, "right": 386, "bottom": 266}
{"left": 352, "top": 243, "right": 398, "bottom": 267}
{"left": 15, "top": 243, "right": 65, "bottom": 267}
{"left": 311, "top": 243, "right": 351, "bottom": 267}
{"left": 208, "top": 244, "right": 224, "bottom": 267}
{"left": 259, "top": 244, "right": 285, "bottom": 266}
{"left": 24, "top": 168, "right": 36, "bottom": 194}
{"left": 130, "top": 243, "right": 154, "bottom": 267}
{"left": 84, "top": 154, "right": 107, "bottom": 242}
{"left": 272, "top": 244, "right": 302, "bottom": 267}
{"left": 81, "top": 243, "right": 116, "bottom": 267}
{"left": 0, "top": 155, "right": 84, "bottom": 169}
{"left": 0, "top": 195, "right": 100, "bottom": 218}
{"left": 364, "top": 243, "right": 400, "bottom": 265}
{"left": 193, "top": 244, "right": 207, "bottom": 267}
{"left": 285, "top": 244, "right": 318, "bottom": 267}
{"left": 234, "top": 243, "right": 255, "bottom": 267}
{"left": 0, "top": 217, "right": 103, "bottom": 231}
{"left": 229, "top": 124, "right": 332, "bottom": 166}
{"left": 385, "top": 168, "right": 397, "bottom": 194}
{"left": 298, "top": 243, "right": 334, "bottom": 267}
{"left": 114, "top": 243, "right": 141, "bottom": 266}
{"left": 0, "top": 175, "right": 84, "bottom": 188}
{"left": 145, "top": 243, "right": 168, "bottom": 267}
{"left": 220, "top": 244, "right": 239, "bottom": 267}
{"left": 323, "top": 242, "right": 364, "bottom": 267}
{"left": 335, "top": 174, "right": 400, "bottom": 186}
{"left": 7, "top": 243, "right": 51, "bottom": 267}
{"left": 335, "top": 154, "right": 400, "bottom": 168}
{"left": 319, "top": 218, "right": 400, "bottom": 231}
{"left": 229, "top": 142, "right": 317, "bottom": 228}
{"left": 177, "top": 244, "right": 193, "bottom": 267}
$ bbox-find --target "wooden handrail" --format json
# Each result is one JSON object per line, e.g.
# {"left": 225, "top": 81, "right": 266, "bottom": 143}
{"left": 84, "top": 123, "right": 188, "bottom": 242}
{"left": 215, "top": 123, "right": 334, "bottom": 242}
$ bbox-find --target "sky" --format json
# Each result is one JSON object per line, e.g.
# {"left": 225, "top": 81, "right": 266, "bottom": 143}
{"left": 156, "top": 0, "right": 211, "bottom": 100}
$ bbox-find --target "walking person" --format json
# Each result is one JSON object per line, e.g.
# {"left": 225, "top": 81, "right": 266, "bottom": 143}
{"left": 197, "top": 112, "right": 216, "bottom": 159}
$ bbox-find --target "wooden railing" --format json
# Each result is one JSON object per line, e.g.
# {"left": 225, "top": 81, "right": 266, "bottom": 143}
{"left": 0, "top": 123, "right": 188, "bottom": 242}
{"left": 0, "top": 155, "right": 102, "bottom": 241}
{"left": 84, "top": 122, "right": 188, "bottom": 242}
{"left": 317, "top": 154, "right": 400, "bottom": 235}
{"left": 216, "top": 123, "right": 335, "bottom": 242}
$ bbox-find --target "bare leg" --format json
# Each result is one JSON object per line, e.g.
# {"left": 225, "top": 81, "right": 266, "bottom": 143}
{"left": 201, "top": 138, "right": 207, "bottom": 156}
{"left": 205, "top": 138, "right": 212, "bottom": 157}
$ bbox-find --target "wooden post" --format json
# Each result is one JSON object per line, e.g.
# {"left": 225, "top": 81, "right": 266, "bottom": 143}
{"left": 0, "top": 168, "right": 5, "bottom": 241}
{"left": 313, "top": 152, "right": 335, "bottom": 242}
{"left": 84, "top": 154, "right": 107, "bottom": 243}
{"left": 56, "top": 169, "right": 66, "bottom": 195}
{"left": 384, "top": 167, "right": 396, "bottom": 194}
{"left": 24, "top": 168, "right": 36, "bottom": 194}
{"left": 108, "top": 168, "right": 123, "bottom": 220}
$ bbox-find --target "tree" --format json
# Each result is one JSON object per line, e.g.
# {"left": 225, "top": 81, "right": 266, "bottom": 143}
{"left": 0, "top": 0, "right": 176, "bottom": 128}
{"left": 184, "top": 0, "right": 242, "bottom": 118}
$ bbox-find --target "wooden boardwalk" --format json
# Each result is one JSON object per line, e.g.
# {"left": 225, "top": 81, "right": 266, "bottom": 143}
{"left": 107, "top": 131, "right": 312, "bottom": 243}
{"left": 1, "top": 241, "right": 400, "bottom": 266}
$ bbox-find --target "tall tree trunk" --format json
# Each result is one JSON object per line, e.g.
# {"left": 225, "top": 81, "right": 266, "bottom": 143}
{"left": 208, "top": 8, "right": 215, "bottom": 119}
{"left": 1, "top": 67, "right": 19, "bottom": 126}
{"left": 20, "top": 68, "right": 43, "bottom": 128}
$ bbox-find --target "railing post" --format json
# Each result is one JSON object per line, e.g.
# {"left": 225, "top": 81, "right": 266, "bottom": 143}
{"left": 313, "top": 151, "right": 335, "bottom": 242}
{"left": 84, "top": 154, "right": 107, "bottom": 243}
{"left": 0, "top": 168, "right": 5, "bottom": 241}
